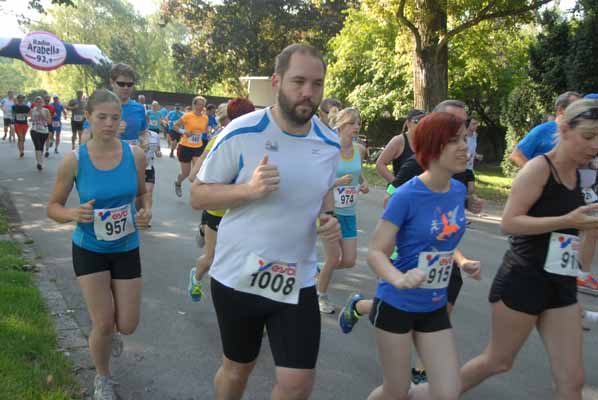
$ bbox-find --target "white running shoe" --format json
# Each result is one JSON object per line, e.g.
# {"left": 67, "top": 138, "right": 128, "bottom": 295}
{"left": 318, "top": 294, "right": 335, "bottom": 314}
{"left": 94, "top": 375, "right": 116, "bottom": 400}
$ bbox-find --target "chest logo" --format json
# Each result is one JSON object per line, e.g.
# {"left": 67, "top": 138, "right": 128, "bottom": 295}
{"left": 430, "top": 206, "right": 461, "bottom": 241}
{"left": 265, "top": 140, "right": 279, "bottom": 151}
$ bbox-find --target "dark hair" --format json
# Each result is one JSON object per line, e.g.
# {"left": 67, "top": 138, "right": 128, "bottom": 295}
{"left": 413, "top": 112, "right": 465, "bottom": 169}
{"left": 320, "top": 98, "right": 342, "bottom": 113}
{"left": 274, "top": 43, "right": 326, "bottom": 78}
{"left": 85, "top": 89, "right": 121, "bottom": 114}
{"left": 401, "top": 109, "right": 426, "bottom": 134}
{"left": 206, "top": 104, "right": 216, "bottom": 111}
{"left": 110, "top": 63, "right": 136, "bottom": 82}
{"left": 433, "top": 100, "right": 467, "bottom": 113}
{"left": 227, "top": 98, "right": 255, "bottom": 120}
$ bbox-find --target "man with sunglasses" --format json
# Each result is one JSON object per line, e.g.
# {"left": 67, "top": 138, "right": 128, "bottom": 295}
{"left": 67, "top": 90, "right": 87, "bottom": 150}
{"left": 110, "top": 64, "right": 148, "bottom": 147}
{"left": 376, "top": 108, "right": 425, "bottom": 185}
{"left": 509, "top": 91, "right": 581, "bottom": 168}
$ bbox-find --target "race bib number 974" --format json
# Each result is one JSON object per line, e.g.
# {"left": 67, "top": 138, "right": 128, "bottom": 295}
{"left": 235, "top": 253, "right": 300, "bottom": 304}
{"left": 544, "top": 233, "right": 579, "bottom": 277}
{"left": 334, "top": 186, "right": 357, "bottom": 208}
{"left": 417, "top": 251, "right": 454, "bottom": 289}
{"left": 93, "top": 204, "right": 136, "bottom": 241}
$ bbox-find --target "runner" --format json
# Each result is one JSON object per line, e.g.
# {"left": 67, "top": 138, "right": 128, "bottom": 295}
{"left": 159, "top": 104, "right": 169, "bottom": 140}
{"left": 318, "top": 98, "right": 341, "bottom": 129}
{"left": 1, "top": 90, "right": 16, "bottom": 142}
{"left": 206, "top": 103, "right": 218, "bottom": 133}
{"left": 190, "top": 43, "right": 340, "bottom": 400}
{"left": 364, "top": 111, "right": 478, "bottom": 400}
{"left": 49, "top": 94, "right": 67, "bottom": 154}
{"left": 166, "top": 104, "right": 184, "bottom": 157}
{"left": 110, "top": 63, "right": 148, "bottom": 146}
{"left": 187, "top": 98, "right": 255, "bottom": 302}
{"left": 453, "top": 117, "right": 480, "bottom": 199}
{"left": 139, "top": 105, "right": 162, "bottom": 210}
{"left": 147, "top": 101, "right": 162, "bottom": 137}
{"left": 67, "top": 90, "right": 87, "bottom": 150}
{"left": 411, "top": 99, "right": 598, "bottom": 400}
{"left": 12, "top": 94, "right": 30, "bottom": 158}
{"left": 47, "top": 89, "right": 151, "bottom": 400}
{"left": 173, "top": 96, "right": 208, "bottom": 197}
{"left": 317, "top": 106, "right": 369, "bottom": 314}
{"left": 30, "top": 96, "right": 52, "bottom": 171}
{"left": 43, "top": 95, "right": 56, "bottom": 157}
{"left": 376, "top": 108, "right": 426, "bottom": 184}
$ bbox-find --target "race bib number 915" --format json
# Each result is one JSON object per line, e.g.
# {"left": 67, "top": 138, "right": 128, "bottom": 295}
{"left": 544, "top": 233, "right": 579, "bottom": 277}
{"left": 334, "top": 186, "right": 357, "bottom": 208}
{"left": 417, "top": 251, "right": 454, "bottom": 289}
{"left": 235, "top": 253, "right": 300, "bottom": 304}
{"left": 93, "top": 204, "right": 136, "bottom": 241}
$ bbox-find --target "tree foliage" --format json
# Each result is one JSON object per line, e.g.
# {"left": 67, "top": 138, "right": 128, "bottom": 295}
{"left": 161, "top": 0, "right": 356, "bottom": 94}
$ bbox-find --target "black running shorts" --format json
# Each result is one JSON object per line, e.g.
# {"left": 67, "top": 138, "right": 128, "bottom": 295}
{"left": 144, "top": 167, "right": 155, "bottom": 184}
{"left": 177, "top": 144, "right": 204, "bottom": 163}
{"left": 369, "top": 298, "right": 451, "bottom": 334}
{"left": 211, "top": 278, "right": 321, "bottom": 369}
{"left": 447, "top": 263, "right": 463, "bottom": 306}
{"left": 488, "top": 263, "right": 577, "bottom": 315}
{"left": 72, "top": 243, "right": 141, "bottom": 279}
{"left": 201, "top": 210, "right": 222, "bottom": 232}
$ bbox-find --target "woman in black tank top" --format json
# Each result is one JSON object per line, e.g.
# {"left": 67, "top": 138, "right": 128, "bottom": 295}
{"left": 423, "top": 99, "right": 598, "bottom": 399}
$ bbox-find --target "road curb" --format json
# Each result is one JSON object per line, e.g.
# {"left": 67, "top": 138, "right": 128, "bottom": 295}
{"left": 0, "top": 187, "right": 94, "bottom": 399}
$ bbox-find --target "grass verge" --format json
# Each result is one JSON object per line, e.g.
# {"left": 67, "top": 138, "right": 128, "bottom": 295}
{"left": 0, "top": 210, "right": 82, "bottom": 399}
{"left": 362, "top": 163, "right": 512, "bottom": 204}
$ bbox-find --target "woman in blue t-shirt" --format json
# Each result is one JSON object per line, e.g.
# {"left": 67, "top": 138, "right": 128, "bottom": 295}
{"left": 366, "top": 112, "right": 478, "bottom": 400}
{"left": 47, "top": 89, "right": 151, "bottom": 400}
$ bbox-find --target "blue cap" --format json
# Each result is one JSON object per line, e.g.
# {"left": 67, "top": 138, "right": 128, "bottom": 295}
{"left": 584, "top": 93, "right": 598, "bottom": 99}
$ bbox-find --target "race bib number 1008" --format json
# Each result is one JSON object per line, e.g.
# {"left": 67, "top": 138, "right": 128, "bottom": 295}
{"left": 234, "top": 253, "right": 300, "bottom": 304}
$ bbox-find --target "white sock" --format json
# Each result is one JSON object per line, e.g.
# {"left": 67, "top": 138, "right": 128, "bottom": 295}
{"left": 583, "top": 310, "right": 598, "bottom": 323}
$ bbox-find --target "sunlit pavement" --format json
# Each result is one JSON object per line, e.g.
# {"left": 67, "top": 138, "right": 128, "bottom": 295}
{"left": 1, "top": 124, "right": 597, "bottom": 399}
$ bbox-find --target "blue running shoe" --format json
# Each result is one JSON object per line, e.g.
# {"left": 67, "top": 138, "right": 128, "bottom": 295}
{"left": 411, "top": 368, "right": 428, "bottom": 385}
{"left": 339, "top": 293, "right": 364, "bottom": 334}
{"left": 188, "top": 267, "right": 203, "bottom": 302}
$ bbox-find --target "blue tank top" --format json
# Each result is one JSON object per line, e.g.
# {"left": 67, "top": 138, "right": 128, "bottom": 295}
{"left": 72, "top": 141, "right": 139, "bottom": 253}
{"left": 334, "top": 143, "right": 361, "bottom": 216}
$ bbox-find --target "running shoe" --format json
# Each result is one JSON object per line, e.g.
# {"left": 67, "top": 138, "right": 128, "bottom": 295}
{"left": 318, "top": 294, "right": 335, "bottom": 314}
{"left": 19, "top": 152, "right": 24, "bottom": 158}
{"left": 44, "top": 151, "right": 49, "bottom": 158}
{"left": 339, "top": 293, "right": 363, "bottom": 334}
{"left": 54, "top": 148, "right": 59, "bottom": 154}
{"left": 174, "top": 182, "right": 182, "bottom": 197}
{"left": 577, "top": 274, "right": 598, "bottom": 291}
{"left": 37, "top": 163, "right": 42, "bottom": 171}
{"left": 94, "top": 375, "right": 116, "bottom": 400}
{"left": 411, "top": 368, "right": 428, "bottom": 385}
{"left": 188, "top": 267, "right": 203, "bottom": 302}
{"left": 111, "top": 333, "right": 123, "bottom": 358}
{"left": 195, "top": 224, "right": 205, "bottom": 248}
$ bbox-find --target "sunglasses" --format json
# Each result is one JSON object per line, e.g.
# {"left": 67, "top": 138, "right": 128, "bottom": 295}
{"left": 569, "top": 107, "right": 598, "bottom": 127}
{"left": 115, "top": 81, "right": 134, "bottom": 88}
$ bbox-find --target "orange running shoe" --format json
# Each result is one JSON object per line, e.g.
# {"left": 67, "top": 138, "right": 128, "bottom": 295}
{"left": 577, "top": 274, "right": 598, "bottom": 290}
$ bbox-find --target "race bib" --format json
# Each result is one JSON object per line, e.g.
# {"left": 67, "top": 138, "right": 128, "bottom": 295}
{"left": 189, "top": 134, "right": 202, "bottom": 144}
{"left": 150, "top": 119, "right": 159, "bottom": 127}
{"left": 52, "top": 120, "right": 61, "bottom": 128}
{"left": 93, "top": 204, "right": 136, "bottom": 241}
{"left": 582, "top": 188, "right": 598, "bottom": 204}
{"left": 15, "top": 113, "right": 27, "bottom": 122}
{"left": 73, "top": 115, "right": 84, "bottom": 122}
{"left": 417, "top": 251, "right": 454, "bottom": 289}
{"left": 123, "top": 139, "right": 138, "bottom": 145}
{"left": 334, "top": 186, "right": 358, "bottom": 208}
{"left": 234, "top": 253, "right": 300, "bottom": 304}
{"left": 544, "top": 233, "right": 579, "bottom": 277}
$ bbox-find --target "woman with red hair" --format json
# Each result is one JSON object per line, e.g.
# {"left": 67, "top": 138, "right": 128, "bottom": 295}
{"left": 366, "top": 112, "right": 474, "bottom": 400}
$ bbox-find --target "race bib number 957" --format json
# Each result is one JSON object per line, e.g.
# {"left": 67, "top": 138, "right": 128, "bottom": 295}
{"left": 93, "top": 204, "right": 136, "bottom": 241}
{"left": 235, "top": 253, "right": 300, "bottom": 304}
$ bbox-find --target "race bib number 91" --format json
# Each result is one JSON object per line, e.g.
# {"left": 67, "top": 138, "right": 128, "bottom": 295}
{"left": 235, "top": 253, "right": 300, "bottom": 304}
{"left": 93, "top": 204, "right": 136, "bottom": 241}
{"left": 334, "top": 186, "right": 357, "bottom": 208}
{"left": 417, "top": 251, "right": 454, "bottom": 289}
{"left": 544, "top": 233, "right": 579, "bottom": 277}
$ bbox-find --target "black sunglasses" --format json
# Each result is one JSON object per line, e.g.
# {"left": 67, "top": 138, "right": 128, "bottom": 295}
{"left": 569, "top": 107, "right": 598, "bottom": 127}
{"left": 115, "top": 81, "right": 134, "bottom": 88}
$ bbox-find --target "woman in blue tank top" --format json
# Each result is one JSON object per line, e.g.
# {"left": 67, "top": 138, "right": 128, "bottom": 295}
{"left": 316, "top": 107, "right": 369, "bottom": 314}
{"left": 47, "top": 89, "right": 151, "bottom": 400}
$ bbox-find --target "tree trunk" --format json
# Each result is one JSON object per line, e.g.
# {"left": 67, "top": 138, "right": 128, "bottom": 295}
{"left": 412, "top": 0, "right": 448, "bottom": 111}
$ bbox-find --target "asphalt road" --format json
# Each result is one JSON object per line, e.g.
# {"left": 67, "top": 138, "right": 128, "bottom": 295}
{"left": 1, "top": 123, "right": 598, "bottom": 399}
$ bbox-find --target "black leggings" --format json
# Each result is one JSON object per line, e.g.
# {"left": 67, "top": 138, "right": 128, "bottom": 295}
{"left": 31, "top": 131, "right": 49, "bottom": 151}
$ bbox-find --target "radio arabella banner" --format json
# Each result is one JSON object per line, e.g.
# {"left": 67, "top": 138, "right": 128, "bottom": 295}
{"left": 0, "top": 32, "right": 111, "bottom": 71}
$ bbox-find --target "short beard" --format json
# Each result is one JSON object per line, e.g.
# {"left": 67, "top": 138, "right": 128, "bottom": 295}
{"left": 277, "top": 89, "right": 318, "bottom": 126}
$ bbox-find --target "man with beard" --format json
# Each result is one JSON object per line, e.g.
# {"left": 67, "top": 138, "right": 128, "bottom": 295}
{"left": 190, "top": 43, "right": 341, "bottom": 400}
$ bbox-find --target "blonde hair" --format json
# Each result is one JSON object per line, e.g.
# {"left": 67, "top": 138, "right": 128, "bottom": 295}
{"left": 216, "top": 102, "right": 229, "bottom": 125}
{"left": 329, "top": 107, "right": 360, "bottom": 131}
{"left": 192, "top": 96, "right": 206, "bottom": 106}
{"left": 560, "top": 99, "right": 598, "bottom": 129}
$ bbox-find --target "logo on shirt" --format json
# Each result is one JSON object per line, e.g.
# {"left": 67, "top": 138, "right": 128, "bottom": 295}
{"left": 257, "top": 259, "right": 297, "bottom": 275}
{"left": 311, "top": 149, "right": 321, "bottom": 155}
{"left": 557, "top": 235, "right": 579, "bottom": 252}
{"left": 430, "top": 206, "right": 461, "bottom": 241}
{"left": 99, "top": 211, "right": 112, "bottom": 221}
{"left": 265, "top": 140, "right": 279, "bottom": 151}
